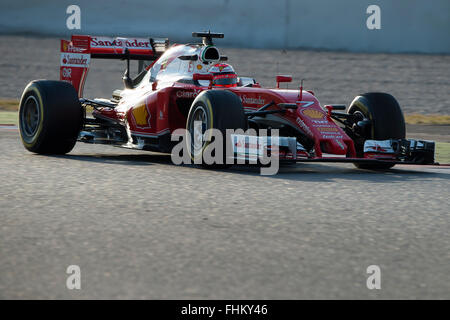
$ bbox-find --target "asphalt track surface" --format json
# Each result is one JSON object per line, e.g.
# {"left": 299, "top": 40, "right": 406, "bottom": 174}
{"left": 0, "top": 36, "right": 449, "bottom": 299}
{"left": 1, "top": 129, "right": 449, "bottom": 299}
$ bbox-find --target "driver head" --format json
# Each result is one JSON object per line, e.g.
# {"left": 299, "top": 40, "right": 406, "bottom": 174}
{"left": 209, "top": 63, "right": 238, "bottom": 87}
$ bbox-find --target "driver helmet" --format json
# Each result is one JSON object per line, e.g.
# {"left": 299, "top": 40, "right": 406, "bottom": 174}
{"left": 209, "top": 63, "right": 238, "bottom": 87}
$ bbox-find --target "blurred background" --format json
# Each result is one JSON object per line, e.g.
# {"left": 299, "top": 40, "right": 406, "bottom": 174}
{"left": 1, "top": 0, "right": 449, "bottom": 53}
{"left": 0, "top": 1, "right": 448, "bottom": 115}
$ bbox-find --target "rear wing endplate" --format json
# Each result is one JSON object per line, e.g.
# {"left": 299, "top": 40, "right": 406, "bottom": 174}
{"left": 60, "top": 35, "right": 168, "bottom": 97}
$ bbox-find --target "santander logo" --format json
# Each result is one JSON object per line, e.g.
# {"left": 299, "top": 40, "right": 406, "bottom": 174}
{"left": 91, "top": 37, "right": 151, "bottom": 49}
{"left": 61, "top": 53, "right": 90, "bottom": 67}
{"left": 240, "top": 95, "right": 265, "bottom": 105}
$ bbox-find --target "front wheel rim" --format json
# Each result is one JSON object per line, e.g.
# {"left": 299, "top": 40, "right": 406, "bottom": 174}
{"left": 189, "top": 106, "right": 208, "bottom": 155}
{"left": 21, "top": 95, "right": 41, "bottom": 138}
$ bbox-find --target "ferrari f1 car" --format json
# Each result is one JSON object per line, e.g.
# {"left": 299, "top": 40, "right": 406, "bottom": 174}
{"left": 18, "top": 32, "right": 435, "bottom": 169}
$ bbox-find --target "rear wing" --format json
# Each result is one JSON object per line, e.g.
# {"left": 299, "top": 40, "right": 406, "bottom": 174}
{"left": 60, "top": 35, "right": 168, "bottom": 97}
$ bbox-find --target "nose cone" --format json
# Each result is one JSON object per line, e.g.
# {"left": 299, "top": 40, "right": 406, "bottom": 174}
{"left": 322, "top": 139, "right": 348, "bottom": 155}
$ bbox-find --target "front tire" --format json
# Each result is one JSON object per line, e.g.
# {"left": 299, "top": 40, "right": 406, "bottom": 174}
{"left": 348, "top": 92, "right": 405, "bottom": 170}
{"left": 186, "top": 90, "right": 247, "bottom": 167}
{"left": 19, "top": 80, "right": 83, "bottom": 154}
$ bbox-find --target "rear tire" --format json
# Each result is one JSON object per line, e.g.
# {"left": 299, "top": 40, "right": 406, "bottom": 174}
{"left": 348, "top": 92, "right": 405, "bottom": 170}
{"left": 19, "top": 80, "right": 83, "bottom": 154}
{"left": 186, "top": 90, "right": 247, "bottom": 167}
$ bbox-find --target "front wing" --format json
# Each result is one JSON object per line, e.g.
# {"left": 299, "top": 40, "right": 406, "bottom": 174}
{"left": 230, "top": 135, "right": 437, "bottom": 165}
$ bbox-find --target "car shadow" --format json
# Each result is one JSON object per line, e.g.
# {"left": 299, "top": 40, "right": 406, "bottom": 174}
{"left": 47, "top": 152, "right": 170, "bottom": 166}
{"left": 51, "top": 150, "right": 450, "bottom": 184}
{"left": 228, "top": 163, "right": 450, "bottom": 183}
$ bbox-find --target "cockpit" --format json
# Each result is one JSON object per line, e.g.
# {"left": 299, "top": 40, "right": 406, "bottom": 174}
{"left": 135, "top": 32, "right": 257, "bottom": 89}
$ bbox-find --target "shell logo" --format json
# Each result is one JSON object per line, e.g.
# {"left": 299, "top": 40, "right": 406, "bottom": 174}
{"left": 132, "top": 104, "right": 151, "bottom": 128}
{"left": 302, "top": 109, "right": 325, "bottom": 119}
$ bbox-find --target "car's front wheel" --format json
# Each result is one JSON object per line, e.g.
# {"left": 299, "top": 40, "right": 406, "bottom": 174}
{"left": 348, "top": 92, "right": 406, "bottom": 170}
{"left": 186, "top": 90, "right": 247, "bottom": 167}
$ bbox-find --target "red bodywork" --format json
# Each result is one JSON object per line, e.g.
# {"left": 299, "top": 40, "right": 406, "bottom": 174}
{"left": 58, "top": 34, "right": 409, "bottom": 163}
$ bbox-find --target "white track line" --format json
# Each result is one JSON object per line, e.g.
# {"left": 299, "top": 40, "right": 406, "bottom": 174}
{"left": 0, "top": 125, "right": 18, "bottom": 130}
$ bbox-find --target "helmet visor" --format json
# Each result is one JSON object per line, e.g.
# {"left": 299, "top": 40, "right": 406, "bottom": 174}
{"left": 212, "top": 74, "right": 238, "bottom": 87}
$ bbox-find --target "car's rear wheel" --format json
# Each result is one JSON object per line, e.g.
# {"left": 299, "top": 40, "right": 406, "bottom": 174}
{"left": 186, "top": 90, "right": 247, "bottom": 167}
{"left": 348, "top": 92, "right": 405, "bottom": 170}
{"left": 19, "top": 80, "right": 83, "bottom": 154}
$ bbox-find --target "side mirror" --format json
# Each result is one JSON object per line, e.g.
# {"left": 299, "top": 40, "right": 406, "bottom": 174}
{"left": 193, "top": 73, "right": 213, "bottom": 89}
{"left": 276, "top": 75, "right": 292, "bottom": 88}
{"left": 193, "top": 73, "right": 213, "bottom": 81}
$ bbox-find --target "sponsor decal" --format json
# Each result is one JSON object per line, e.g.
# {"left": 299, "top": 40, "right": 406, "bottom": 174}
{"left": 131, "top": 104, "right": 151, "bottom": 128}
{"left": 61, "top": 40, "right": 85, "bottom": 53}
{"left": 296, "top": 117, "right": 313, "bottom": 137}
{"left": 62, "top": 68, "right": 72, "bottom": 78}
{"left": 176, "top": 90, "right": 200, "bottom": 99}
{"left": 197, "top": 64, "right": 203, "bottom": 70}
{"left": 302, "top": 109, "right": 326, "bottom": 119}
{"left": 322, "top": 135, "right": 343, "bottom": 139}
{"left": 61, "top": 53, "right": 90, "bottom": 67}
{"left": 60, "top": 66, "right": 87, "bottom": 95}
{"left": 90, "top": 37, "right": 151, "bottom": 49}
{"left": 336, "top": 139, "right": 346, "bottom": 150}
{"left": 60, "top": 39, "right": 90, "bottom": 96}
{"left": 240, "top": 95, "right": 265, "bottom": 105}
{"left": 311, "top": 120, "right": 328, "bottom": 124}
{"left": 317, "top": 126, "right": 339, "bottom": 132}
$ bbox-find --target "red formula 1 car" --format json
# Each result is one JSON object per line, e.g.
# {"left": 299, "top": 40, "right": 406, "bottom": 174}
{"left": 18, "top": 32, "right": 435, "bottom": 170}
